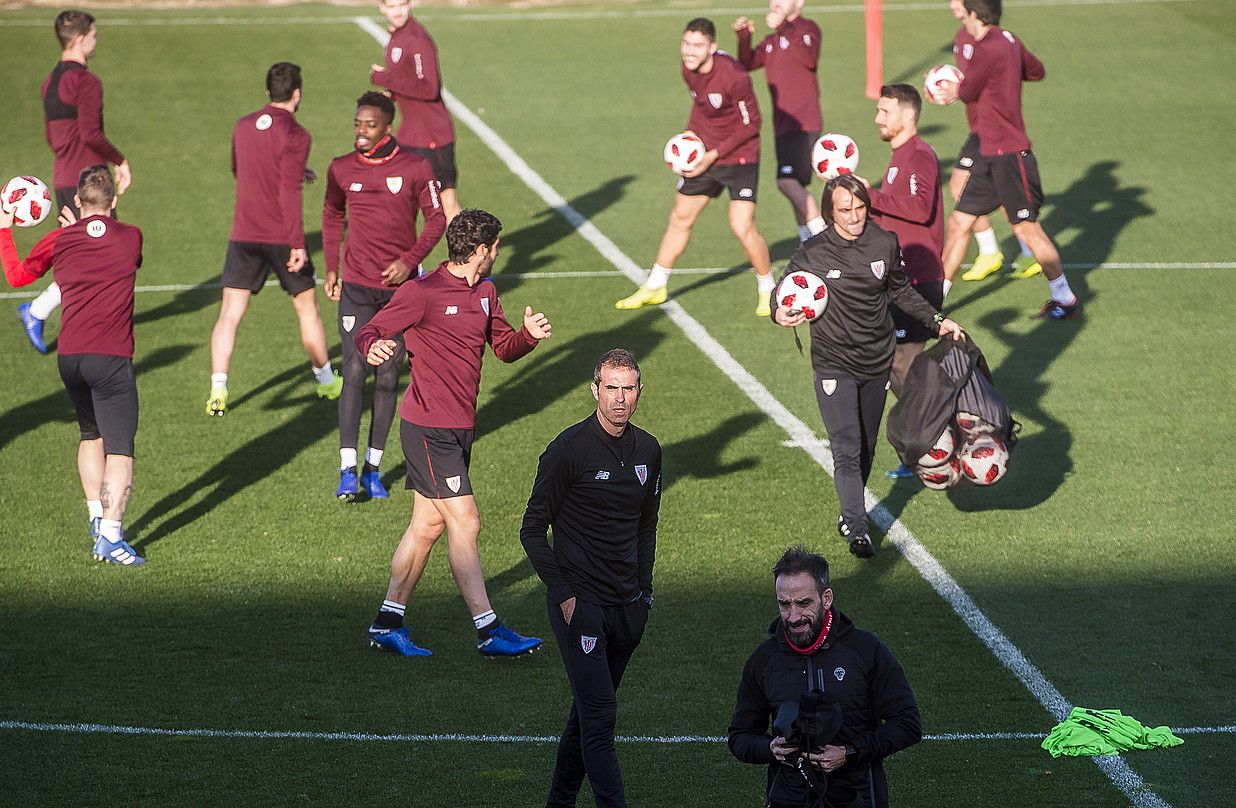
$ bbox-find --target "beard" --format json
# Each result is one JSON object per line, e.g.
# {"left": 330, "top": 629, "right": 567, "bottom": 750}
{"left": 786, "top": 610, "right": 824, "bottom": 646}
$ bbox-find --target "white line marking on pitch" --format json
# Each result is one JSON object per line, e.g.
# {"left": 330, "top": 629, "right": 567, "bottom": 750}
{"left": 353, "top": 17, "right": 1173, "bottom": 807}
{"left": 1, "top": 720, "right": 1228, "bottom": 745}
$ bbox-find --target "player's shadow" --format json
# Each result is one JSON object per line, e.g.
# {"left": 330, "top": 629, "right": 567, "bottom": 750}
{"left": 128, "top": 360, "right": 337, "bottom": 550}
{"left": 0, "top": 344, "right": 194, "bottom": 452}
{"left": 133, "top": 282, "right": 220, "bottom": 327}
{"left": 890, "top": 41, "right": 954, "bottom": 88}
{"left": 492, "top": 175, "right": 637, "bottom": 298}
{"left": 666, "top": 234, "right": 800, "bottom": 301}
{"left": 661, "top": 412, "right": 762, "bottom": 492}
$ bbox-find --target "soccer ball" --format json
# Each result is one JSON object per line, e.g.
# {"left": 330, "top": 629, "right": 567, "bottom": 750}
{"left": 956, "top": 411, "right": 997, "bottom": 441}
{"left": 2, "top": 176, "right": 53, "bottom": 228}
{"left": 958, "top": 435, "right": 1009, "bottom": 485}
{"left": 917, "top": 457, "right": 961, "bottom": 490}
{"left": 775, "top": 270, "right": 828, "bottom": 321}
{"left": 917, "top": 426, "right": 956, "bottom": 468}
{"left": 664, "top": 132, "right": 706, "bottom": 175}
{"left": 811, "top": 133, "right": 860, "bottom": 181}
{"left": 924, "top": 64, "right": 964, "bottom": 105}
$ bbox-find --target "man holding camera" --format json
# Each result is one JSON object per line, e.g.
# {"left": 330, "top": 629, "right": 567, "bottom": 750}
{"left": 729, "top": 547, "right": 921, "bottom": 807}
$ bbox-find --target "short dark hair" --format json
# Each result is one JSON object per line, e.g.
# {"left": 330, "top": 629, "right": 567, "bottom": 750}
{"left": 880, "top": 83, "right": 922, "bottom": 123}
{"left": 593, "top": 349, "right": 641, "bottom": 387}
{"left": 54, "top": 10, "right": 95, "bottom": 49}
{"left": 773, "top": 546, "right": 830, "bottom": 594}
{"left": 446, "top": 209, "right": 502, "bottom": 263}
{"left": 266, "top": 62, "right": 302, "bottom": 103}
{"left": 963, "top": 0, "right": 1001, "bottom": 25}
{"left": 77, "top": 164, "right": 114, "bottom": 207}
{"left": 684, "top": 17, "right": 716, "bottom": 41}
{"left": 820, "top": 174, "right": 871, "bottom": 222}
{"left": 356, "top": 91, "right": 396, "bottom": 125}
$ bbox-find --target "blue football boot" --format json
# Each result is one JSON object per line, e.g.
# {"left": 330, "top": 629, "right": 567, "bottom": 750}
{"left": 92, "top": 533, "right": 146, "bottom": 566}
{"left": 368, "top": 627, "right": 432, "bottom": 657}
{"left": 360, "top": 470, "right": 390, "bottom": 500}
{"left": 17, "top": 303, "right": 48, "bottom": 354}
{"left": 336, "top": 468, "right": 359, "bottom": 502}
{"left": 478, "top": 623, "right": 542, "bottom": 657}
{"left": 884, "top": 464, "right": 915, "bottom": 479}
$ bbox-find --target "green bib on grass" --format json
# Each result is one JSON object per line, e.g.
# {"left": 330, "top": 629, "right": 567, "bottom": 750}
{"left": 1042, "top": 707, "right": 1184, "bottom": 758}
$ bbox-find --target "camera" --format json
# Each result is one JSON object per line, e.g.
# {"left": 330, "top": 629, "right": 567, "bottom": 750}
{"left": 774, "top": 689, "right": 843, "bottom": 754}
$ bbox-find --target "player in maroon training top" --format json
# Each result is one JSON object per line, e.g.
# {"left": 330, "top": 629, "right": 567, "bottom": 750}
{"left": 370, "top": 0, "right": 461, "bottom": 220}
{"left": 934, "top": 0, "right": 1078, "bottom": 320}
{"left": 205, "top": 63, "right": 341, "bottom": 418}
{"left": 19, "top": 10, "right": 133, "bottom": 356}
{"left": 1, "top": 166, "right": 145, "bottom": 565}
{"left": 322, "top": 92, "right": 446, "bottom": 502}
{"left": 735, "top": 0, "right": 826, "bottom": 242}
{"left": 616, "top": 18, "right": 774, "bottom": 317}
{"left": 858, "top": 84, "right": 945, "bottom": 479}
{"left": 354, "top": 209, "right": 552, "bottom": 658}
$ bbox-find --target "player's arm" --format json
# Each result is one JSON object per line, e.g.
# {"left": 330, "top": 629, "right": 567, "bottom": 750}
{"left": 636, "top": 448, "right": 661, "bottom": 602}
{"left": 519, "top": 441, "right": 576, "bottom": 607}
{"left": 844, "top": 640, "right": 923, "bottom": 767}
{"left": 355, "top": 283, "right": 425, "bottom": 363}
{"left": 886, "top": 247, "right": 963, "bottom": 339}
{"left": 867, "top": 152, "right": 939, "bottom": 225}
{"left": 395, "top": 171, "right": 447, "bottom": 272}
{"left": 728, "top": 649, "right": 779, "bottom": 764}
{"left": 321, "top": 163, "right": 347, "bottom": 300}
{"left": 486, "top": 294, "right": 542, "bottom": 362}
{"left": 0, "top": 223, "right": 58, "bottom": 288}
{"left": 75, "top": 73, "right": 127, "bottom": 169}
{"left": 734, "top": 23, "right": 765, "bottom": 70}
{"left": 279, "top": 127, "right": 311, "bottom": 252}
{"left": 956, "top": 48, "right": 991, "bottom": 104}
{"left": 1020, "top": 40, "right": 1046, "bottom": 82}
{"left": 372, "top": 41, "right": 442, "bottom": 101}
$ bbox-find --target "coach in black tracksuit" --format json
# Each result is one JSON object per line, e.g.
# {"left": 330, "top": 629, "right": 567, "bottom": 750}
{"left": 520, "top": 349, "right": 662, "bottom": 808}
{"left": 772, "top": 175, "right": 963, "bottom": 558}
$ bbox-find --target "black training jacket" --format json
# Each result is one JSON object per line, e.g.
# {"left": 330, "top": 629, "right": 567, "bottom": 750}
{"left": 771, "top": 222, "right": 940, "bottom": 380}
{"left": 520, "top": 414, "right": 662, "bottom": 607}
{"left": 729, "top": 609, "right": 923, "bottom": 808}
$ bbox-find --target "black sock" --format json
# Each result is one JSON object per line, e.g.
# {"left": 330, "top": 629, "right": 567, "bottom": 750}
{"left": 371, "top": 610, "right": 403, "bottom": 632}
{"left": 362, "top": 462, "right": 379, "bottom": 475}
{"left": 476, "top": 620, "right": 501, "bottom": 642}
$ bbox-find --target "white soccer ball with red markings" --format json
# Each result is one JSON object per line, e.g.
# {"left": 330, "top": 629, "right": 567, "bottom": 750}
{"left": 2, "top": 176, "right": 53, "bottom": 228}
{"left": 917, "top": 426, "right": 957, "bottom": 469}
{"left": 956, "top": 411, "right": 997, "bottom": 441}
{"left": 958, "top": 435, "right": 1009, "bottom": 486}
{"left": 775, "top": 270, "right": 828, "bottom": 321}
{"left": 664, "top": 132, "right": 706, "bottom": 175}
{"left": 811, "top": 133, "right": 860, "bottom": 181}
{"left": 924, "top": 64, "right": 964, "bottom": 105}
{"left": 917, "top": 457, "right": 961, "bottom": 490}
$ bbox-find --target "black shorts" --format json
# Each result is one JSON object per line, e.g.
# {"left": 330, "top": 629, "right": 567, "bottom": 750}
{"left": 339, "top": 281, "right": 403, "bottom": 368}
{"left": 892, "top": 280, "right": 945, "bottom": 344}
{"left": 57, "top": 353, "right": 138, "bottom": 456}
{"left": 678, "top": 162, "right": 759, "bottom": 202}
{"left": 55, "top": 187, "right": 117, "bottom": 221}
{"left": 221, "top": 241, "right": 316, "bottom": 296}
{"left": 409, "top": 143, "right": 458, "bottom": 189}
{"left": 954, "top": 133, "right": 985, "bottom": 173}
{"left": 956, "top": 150, "right": 1045, "bottom": 224}
{"left": 775, "top": 131, "right": 817, "bottom": 187}
{"left": 401, "top": 421, "right": 475, "bottom": 499}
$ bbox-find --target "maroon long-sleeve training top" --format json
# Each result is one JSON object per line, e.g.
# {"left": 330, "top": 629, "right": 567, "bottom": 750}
{"left": 867, "top": 135, "right": 945, "bottom": 284}
{"left": 958, "top": 26, "right": 1045, "bottom": 157}
{"left": 371, "top": 18, "right": 455, "bottom": 150}
{"left": 736, "top": 16, "right": 823, "bottom": 137}
{"left": 230, "top": 105, "right": 311, "bottom": 249}
{"left": 42, "top": 61, "right": 126, "bottom": 189}
{"left": 683, "top": 52, "right": 762, "bottom": 166}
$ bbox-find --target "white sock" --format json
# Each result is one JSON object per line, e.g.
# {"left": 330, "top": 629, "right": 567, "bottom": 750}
{"left": 806, "top": 216, "right": 825, "bottom": 235}
{"left": 340, "top": 448, "right": 358, "bottom": 470}
{"left": 798, "top": 225, "right": 812, "bottom": 242}
{"left": 29, "top": 282, "right": 61, "bottom": 320}
{"left": 645, "top": 264, "right": 670, "bottom": 289}
{"left": 472, "top": 610, "right": 498, "bottom": 631}
{"left": 312, "top": 363, "right": 334, "bottom": 384}
{"left": 974, "top": 228, "right": 999, "bottom": 255}
{"left": 211, "top": 372, "right": 228, "bottom": 389}
{"left": 366, "top": 447, "right": 383, "bottom": 468}
{"left": 380, "top": 600, "right": 405, "bottom": 617}
{"left": 99, "top": 519, "right": 122, "bottom": 541}
{"left": 1047, "top": 275, "right": 1075, "bottom": 305}
{"left": 943, "top": 279, "right": 953, "bottom": 297}
{"left": 87, "top": 499, "right": 103, "bottom": 520}
{"left": 756, "top": 273, "right": 776, "bottom": 293}
{"left": 1018, "top": 238, "right": 1034, "bottom": 258}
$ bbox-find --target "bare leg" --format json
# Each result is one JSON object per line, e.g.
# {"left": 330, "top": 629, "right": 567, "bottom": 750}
{"left": 777, "top": 178, "right": 820, "bottom": 227}
{"left": 728, "top": 200, "right": 771, "bottom": 278}
{"left": 1010, "top": 221, "right": 1062, "bottom": 281}
{"left": 209, "top": 288, "right": 252, "bottom": 375}
{"left": 433, "top": 495, "right": 492, "bottom": 617}
{"left": 942, "top": 210, "right": 980, "bottom": 284}
{"left": 78, "top": 438, "right": 105, "bottom": 501}
{"left": 290, "top": 287, "right": 330, "bottom": 368}
{"left": 99, "top": 454, "right": 133, "bottom": 523}
{"left": 950, "top": 167, "right": 992, "bottom": 236}
{"left": 384, "top": 492, "right": 447, "bottom": 604}
{"left": 440, "top": 188, "right": 462, "bottom": 223}
{"left": 653, "top": 193, "right": 713, "bottom": 270}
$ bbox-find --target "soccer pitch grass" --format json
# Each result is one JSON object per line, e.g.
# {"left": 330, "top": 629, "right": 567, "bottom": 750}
{"left": 1, "top": 1, "right": 1234, "bottom": 805}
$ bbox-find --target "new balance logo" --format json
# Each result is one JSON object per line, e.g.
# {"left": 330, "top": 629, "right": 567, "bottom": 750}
{"left": 444, "top": 305, "right": 459, "bottom": 315}
{"left": 594, "top": 470, "right": 610, "bottom": 480}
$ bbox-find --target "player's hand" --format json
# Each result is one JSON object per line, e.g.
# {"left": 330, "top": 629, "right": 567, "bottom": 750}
{"left": 770, "top": 736, "right": 799, "bottom": 764}
{"left": 325, "top": 270, "right": 342, "bottom": 301}
{"left": 366, "top": 338, "right": 399, "bottom": 366}
{"left": 371, "top": 63, "right": 386, "bottom": 74}
{"left": 524, "top": 306, "right": 552, "bottom": 340}
{"left": 114, "top": 160, "right": 132, "bottom": 195}
{"left": 302, "top": 167, "right": 318, "bottom": 185}
{"left": 765, "top": 10, "right": 787, "bottom": 29}
{"left": 381, "top": 258, "right": 413, "bottom": 285}
{"left": 57, "top": 205, "right": 77, "bottom": 228}
{"left": 854, "top": 174, "right": 872, "bottom": 189}
{"left": 934, "top": 78, "right": 960, "bottom": 105}
{"left": 287, "top": 248, "right": 307, "bottom": 273}
{"left": 0, "top": 206, "right": 13, "bottom": 229}
{"left": 682, "top": 149, "right": 718, "bottom": 179}
{"left": 560, "top": 597, "right": 576, "bottom": 625}
{"left": 774, "top": 305, "right": 807, "bottom": 328}
{"left": 732, "top": 16, "right": 755, "bottom": 34}
{"left": 938, "top": 318, "right": 964, "bottom": 340}
{"left": 809, "top": 744, "right": 848, "bottom": 773}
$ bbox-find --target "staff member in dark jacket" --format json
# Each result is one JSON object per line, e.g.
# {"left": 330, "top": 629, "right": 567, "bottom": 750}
{"left": 772, "top": 175, "right": 963, "bottom": 557}
{"left": 729, "top": 546, "right": 922, "bottom": 808}
{"left": 520, "top": 348, "right": 662, "bottom": 808}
